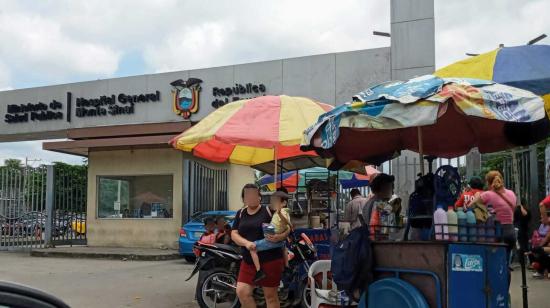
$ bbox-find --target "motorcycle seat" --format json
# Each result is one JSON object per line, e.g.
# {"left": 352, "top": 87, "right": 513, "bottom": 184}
{"left": 212, "top": 243, "right": 241, "bottom": 254}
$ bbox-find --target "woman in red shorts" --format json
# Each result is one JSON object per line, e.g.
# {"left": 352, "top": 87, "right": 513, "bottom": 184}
{"left": 231, "top": 184, "right": 290, "bottom": 308}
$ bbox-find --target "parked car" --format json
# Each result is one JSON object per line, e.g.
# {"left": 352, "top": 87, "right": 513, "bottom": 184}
{"left": 1, "top": 213, "right": 43, "bottom": 237}
{"left": 179, "top": 210, "right": 236, "bottom": 263}
{"left": 1, "top": 218, "right": 20, "bottom": 236}
{"left": 20, "top": 212, "right": 46, "bottom": 237}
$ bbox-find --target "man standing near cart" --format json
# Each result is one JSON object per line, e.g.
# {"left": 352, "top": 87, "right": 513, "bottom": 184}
{"left": 343, "top": 188, "right": 368, "bottom": 231}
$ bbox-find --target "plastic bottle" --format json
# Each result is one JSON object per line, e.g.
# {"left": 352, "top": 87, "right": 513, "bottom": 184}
{"left": 486, "top": 204, "right": 496, "bottom": 243}
{"left": 434, "top": 204, "right": 448, "bottom": 240}
{"left": 456, "top": 207, "right": 468, "bottom": 242}
{"left": 477, "top": 220, "right": 486, "bottom": 242}
{"left": 466, "top": 208, "right": 477, "bottom": 242}
{"left": 447, "top": 206, "right": 458, "bottom": 241}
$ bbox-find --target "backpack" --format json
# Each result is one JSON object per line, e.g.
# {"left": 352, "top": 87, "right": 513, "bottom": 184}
{"left": 331, "top": 218, "right": 374, "bottom": 302}
{"left": 434, "top": 165, "right": 461, "bottom": 206}
{"left": 408, "top": 173, "right": 435, "bottom": 229}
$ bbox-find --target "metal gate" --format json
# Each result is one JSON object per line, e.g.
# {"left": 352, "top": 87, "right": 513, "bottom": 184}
{"left": 183, "top": 160, "right": 228, "bottom": 222}
{"left": 0, "top": 166, "right": 47, "bottom": 250}
{"left": 0, "top": 164, "right": 87, "bottom": 250}
{"left": 500, "top": 147, "right": 543, "bottom": 211}
{"left": 51, "top": 165, "right": 87, "bottom": 246}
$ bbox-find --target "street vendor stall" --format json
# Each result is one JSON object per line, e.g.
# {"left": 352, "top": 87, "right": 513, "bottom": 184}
{"left": 301, "top": 74, "right": 549, "bottom": 308}
{"left": 258, "top": 166, "right": 374, "bottom": 228}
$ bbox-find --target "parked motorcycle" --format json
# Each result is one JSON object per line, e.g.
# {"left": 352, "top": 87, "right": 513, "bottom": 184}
{"left": 187, "top": 232, "right": 318, "bottom": 308}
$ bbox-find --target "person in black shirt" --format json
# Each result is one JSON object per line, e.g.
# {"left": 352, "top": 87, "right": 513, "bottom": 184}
{"left": 231, "top": 184, "right": 290, "bottom": 308}
{"left": 514, "top": 199, "right": 531, "bottom": 255}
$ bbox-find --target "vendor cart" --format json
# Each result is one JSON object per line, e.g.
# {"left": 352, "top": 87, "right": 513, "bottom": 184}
{"left": 367, "top": 241, "right": 509, "bottom": 308}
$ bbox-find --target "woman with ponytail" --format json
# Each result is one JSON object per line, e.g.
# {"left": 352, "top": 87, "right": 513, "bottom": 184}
{"left": 474, "top": 170, "right": 517, "bottom": 255}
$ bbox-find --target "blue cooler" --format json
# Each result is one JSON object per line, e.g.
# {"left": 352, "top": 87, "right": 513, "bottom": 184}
{"left": 448, "top": 244, "right": 509, "bottom": 308}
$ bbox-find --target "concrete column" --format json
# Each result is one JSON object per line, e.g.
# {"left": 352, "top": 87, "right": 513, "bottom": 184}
{"left": 390, "top": 0, "right": 435, "bottom": 201}
{"left": 466, "top": 148, "right": 481, "bottom": 179}
{"left": 390, "top": 0, "right": 435, "bottom": 80}
{"left": 182, "top": 159, "right": 191, "bottom": 224}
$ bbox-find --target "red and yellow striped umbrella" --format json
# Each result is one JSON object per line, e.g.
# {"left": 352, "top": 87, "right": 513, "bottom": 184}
{"left": 170, "top": 95, "right": 333, "bottom": 166}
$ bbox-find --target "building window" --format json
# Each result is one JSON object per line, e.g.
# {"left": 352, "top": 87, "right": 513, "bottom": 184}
{"left": 97, "top": 175, "right": 173, "bottom": 219}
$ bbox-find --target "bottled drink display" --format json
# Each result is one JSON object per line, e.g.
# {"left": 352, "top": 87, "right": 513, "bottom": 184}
{"left": 447, "top": 206, "right": 458, "bottom": 241}
{"left": 477, "top": 220, "right": 486, "bottom": 242}
{"left": 434, "top": 204, "right": 448, "bottom": 240}
{"left": 466, "top": 208, "right": 477, "bottom": 242}
{"left": 486, "top": 204, "right": 496, "bottom": 242}
{"left": 457, "top": 207, "right": 468, "bottom": 242}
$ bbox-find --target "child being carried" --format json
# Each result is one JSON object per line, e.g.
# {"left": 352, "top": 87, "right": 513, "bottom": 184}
{"left": 251, "top": 190, "right": 292, "bottom": 283}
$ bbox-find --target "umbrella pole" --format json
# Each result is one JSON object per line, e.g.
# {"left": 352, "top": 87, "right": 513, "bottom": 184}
{"left": 274, "top": 147, "right": 278, "bottom": 189}
{"left": 280, "top": 158, "right": 284, "bottom": 190}
{"left": 418, "top": 127, "right": 425, "bottom": 175}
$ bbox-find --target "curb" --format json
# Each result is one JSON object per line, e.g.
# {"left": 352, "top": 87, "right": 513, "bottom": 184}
{"left": 30, "top": 250, "right": 183, "bottom": 261}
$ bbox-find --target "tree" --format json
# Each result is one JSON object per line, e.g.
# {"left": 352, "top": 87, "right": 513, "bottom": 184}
{"left": 0, "top": 159, "right": 88, "bottom": 215}
{"left": 52, "top": 162, "right": 88, "bottom": 214}
{"left": 3, "top": 159, "right": 22, "bottom": 170}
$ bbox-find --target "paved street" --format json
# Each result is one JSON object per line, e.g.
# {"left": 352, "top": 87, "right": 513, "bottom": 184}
{"left": 0, "top": 252, "right": 548, "bottom": 307}
{"left": 0, "top": 252, "right": 198, "bottom": 308}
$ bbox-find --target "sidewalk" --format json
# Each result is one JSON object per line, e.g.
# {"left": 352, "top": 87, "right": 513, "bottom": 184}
{"left": 30, "top": 246, "right": 182, "bottom": 261}
{"left": 511, "top": 267, "right": 549, "bottom": 307}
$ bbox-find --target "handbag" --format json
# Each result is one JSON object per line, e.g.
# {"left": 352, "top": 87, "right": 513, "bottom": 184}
{"left": 471, "top": 203, "right": 489, "bottom": 223}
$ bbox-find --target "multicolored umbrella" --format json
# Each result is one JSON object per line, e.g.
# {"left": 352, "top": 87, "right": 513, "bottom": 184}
{"left": 339, "top": 173, "right": 371, "bottom": 189}
{"left": 258, "top": 166, "right": 379, "bottom": 191}
{"left": 435, "top": 45, "right": 550, "bottom": 112}
{"left": 258, "top": 171, "right": 300, "bottom": 192}
{"left": 301, "top": 75, "right": 548, "bottom": 167}
{"left": 171, "top": 95, "right": 333, "bottom": 171}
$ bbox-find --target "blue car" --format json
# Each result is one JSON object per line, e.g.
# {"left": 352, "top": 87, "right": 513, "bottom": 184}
{"left": 179, "top": 210, "right": 237, "bottom": 262}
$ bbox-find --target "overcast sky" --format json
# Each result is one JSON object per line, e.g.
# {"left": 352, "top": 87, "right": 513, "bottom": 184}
{"left": 0, "top": 0, "right": 548, "bottom": 166}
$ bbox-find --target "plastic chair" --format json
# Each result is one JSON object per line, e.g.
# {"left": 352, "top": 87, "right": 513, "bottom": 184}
{"left": 308, "top": 260, "right": 340, "bottom": 308}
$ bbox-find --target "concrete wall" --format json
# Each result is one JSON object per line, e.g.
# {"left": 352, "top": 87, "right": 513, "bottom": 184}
{"left": 0, "top": 48, "right": 390, "bottom": 142}
{"left": 87, "top": 148, "right": 254, "bottom": 248}
{"left": 390, "top": 0, "right": 435, "bottom": 80}
{"left": 87, "top": 148, "right": 184, "bottom": 249}
{"left": 227, "top": 164, "right": 256, "bottom": 211}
